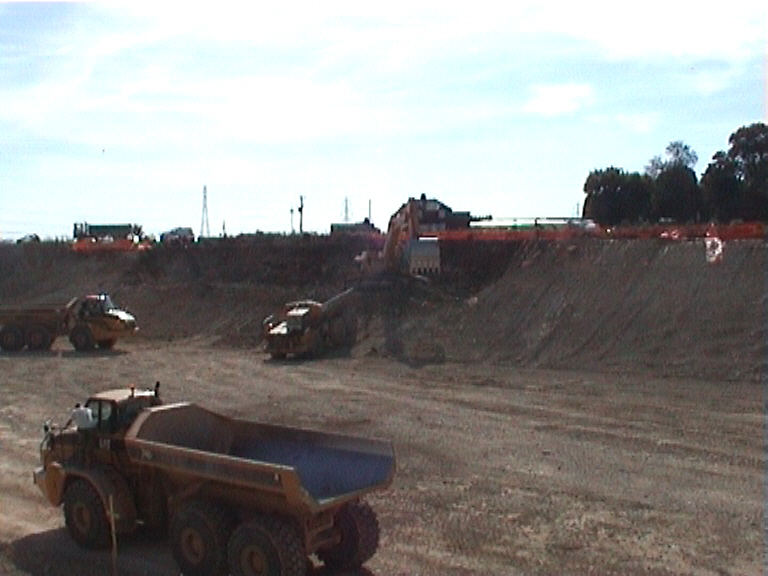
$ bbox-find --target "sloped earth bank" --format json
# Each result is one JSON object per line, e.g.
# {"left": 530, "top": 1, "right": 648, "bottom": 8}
{"left": 398, "top": 238, "right": 766, "bottom": 382}
{"left": 0, "top": 237, "right": 764, "bottom": 576}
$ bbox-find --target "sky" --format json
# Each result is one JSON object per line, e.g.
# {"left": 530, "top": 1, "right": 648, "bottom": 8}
{"left": 0, "top": 2, "right": 765, "bottom": 240}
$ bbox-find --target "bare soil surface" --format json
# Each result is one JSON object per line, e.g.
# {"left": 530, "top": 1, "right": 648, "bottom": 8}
{"left": 0, "top": 237, "right": 764, "bottom": 575}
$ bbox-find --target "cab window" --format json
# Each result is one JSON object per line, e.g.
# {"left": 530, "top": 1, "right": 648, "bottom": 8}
{"left": 117, "top": 401, "right": 143, "bottom": 430}
{"left": 85, "top": 400, "right": 114, "bottom": 432}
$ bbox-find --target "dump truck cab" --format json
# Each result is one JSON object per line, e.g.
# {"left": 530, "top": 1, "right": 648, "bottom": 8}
{"left": 263, "top": 301, "right": 325, "bottom": 358}
{"left": 67, "top": 294, "right": 138, "bottom": 351}
{"left": 82, "top": 386, "right": 162, "bottom": 435}
{"left": 35, "top": 386, "right": 163, "bottom": 507}
{"left": 34, "top": 386, "right": 165, "bottom": 552}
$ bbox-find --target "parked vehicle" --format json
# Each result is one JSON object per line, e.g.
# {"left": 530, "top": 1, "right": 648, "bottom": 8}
{"left": 71, "top": 222, "right": 150, "bottom": 253}
{"left": 160, "top": 227, "right": 195, "bottom": 246}
{"left": 16, "top": 233, "right": 41, "bottom": 244}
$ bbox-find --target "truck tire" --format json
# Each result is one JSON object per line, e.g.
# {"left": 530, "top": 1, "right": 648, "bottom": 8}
{"left": 170, "top": 501, "right": 234, "bottom": 576}
{"left": 318, "top": 499, "right": 380, "bottom": 569}
{"left": 228, "top": 516, "right": 305, "bottom": 576}
{"left": 310, "top": 330, "right": 324, "bottom": 358}
{"left": 97, "top": 339, "right": 116, "bottom": 350}
{"left": 63, "top": 479, "right": 110, "bottom": 549}
{"left": 343, "top": 312, "right": 358, "bottom": 347}
{"left": 25, "top": 325, "right": 52, "bottom": 351}
{"left": 327, "top": 316, "right": 347, "bottom": 347}
{"left": 69, "top": 325, "right": 95, "bottom": 352}
{"left": 0, "top": 325, "right": 24, "bottom": 352}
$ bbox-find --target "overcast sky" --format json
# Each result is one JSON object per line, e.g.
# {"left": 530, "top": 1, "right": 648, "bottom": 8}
{"left": 1, "top": 2, "right": 765, "bottom": 240}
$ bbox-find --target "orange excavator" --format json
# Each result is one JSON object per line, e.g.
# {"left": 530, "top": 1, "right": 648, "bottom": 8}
{"left": 355, "top": 196, "right": 441, "bottom": 278}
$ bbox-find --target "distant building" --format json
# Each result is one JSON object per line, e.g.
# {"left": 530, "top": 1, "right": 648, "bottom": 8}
{"left": 330, "top": 218, "right": 381, "bottom": 235}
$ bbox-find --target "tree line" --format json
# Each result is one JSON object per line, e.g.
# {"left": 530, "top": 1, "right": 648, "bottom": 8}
{"left": 582, "top": 122, "right": 768, "bottom": 226}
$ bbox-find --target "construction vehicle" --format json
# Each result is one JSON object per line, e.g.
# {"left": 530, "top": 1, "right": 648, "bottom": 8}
{"left": 71, "top": 222, "right": 151, "bottom": 253}
{"left": 356, "top": 196, "right": 443, "bottom": 278}
{"left": 73, "top": 222, "right": 143, "bottom": 240}
{"left": 263, "top": 288, "right": 359, "bottom": 359}
{"left": 34, "top": 385, "right": 395, "bottom": 576}
{"left": 0, "top": 293, "right": 138, "bottom": 352}
{"left": 265, "top": 196, "right": 477, "bottom": 359}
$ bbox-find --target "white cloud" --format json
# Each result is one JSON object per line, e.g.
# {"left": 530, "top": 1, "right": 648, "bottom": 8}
{"left": 524, "top": 84, "right": 595, "bottom": 117}
{"left": 689, "top": 67, "right": 742, "bottom": 96}
{"left": 514, "top": 0, "right": 766, "bottom": 63}
{"left": 117, "top": 2, "right": 767, "bottom": 64}
{"left": 613, "top": 112, "right": 661, "bottom": 134}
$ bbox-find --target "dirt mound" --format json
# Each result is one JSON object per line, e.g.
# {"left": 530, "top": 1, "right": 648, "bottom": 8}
{"left": 0, "top": 235, "right": 371, "bottom": 344}
{"left": 0, "top": 236, "right": 763, "bottom": 381}
{"left": 390, "top": 239, "right": 765, "bottom": 382}
{"left": 0, "top": 243, "right": 132, "bottom": 305}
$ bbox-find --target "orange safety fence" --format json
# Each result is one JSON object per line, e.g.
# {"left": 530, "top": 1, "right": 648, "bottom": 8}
{"left": 426, "top": 222, "right": 765, "bottom": 243}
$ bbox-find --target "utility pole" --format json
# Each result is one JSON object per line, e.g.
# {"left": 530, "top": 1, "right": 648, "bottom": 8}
{"left": 290, "top": 207, "right": 294, "bottom": 234}
{"left": 200, "top": 185, "right": 210, "bottom": 238}
{"left": 298, "top": 196, "right": 304, "bottom": 234}
{"left": 343, "top": 197, "right": 350, "bottom": 223}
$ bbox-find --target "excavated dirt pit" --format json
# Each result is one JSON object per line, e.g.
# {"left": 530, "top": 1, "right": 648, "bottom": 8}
{"left": 0, "top": 236, "right": 764, "bottom": 576}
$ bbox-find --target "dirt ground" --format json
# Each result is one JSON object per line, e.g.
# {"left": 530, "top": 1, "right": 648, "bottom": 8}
{"left": 0, "top": 238, "right": 764, "bottom": 575}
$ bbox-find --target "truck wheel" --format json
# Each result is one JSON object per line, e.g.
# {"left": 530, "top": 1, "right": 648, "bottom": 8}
{"left": 170, "top": 501, "right": 234, "bottom": 576}
{"left": 0, "top": 325, "right": 24, "bottom": 352}
{"left": 318, "top": 499, "right": 380, "bottom": 569}
{"left": 97, "top": 339, "right": 116, "bottom": 350}
{"left": 228, "top": 516, "right": 305, "bottom": 576}
{"left": 310, "top": 331, "right": 324, "bottom": 358}
{"left": 69, "top": 325, "right": 95, "bottom": 352}
{"left": 25, "top": 325, "right": 52, "bottom": 351}
{"left": 63, "top": 479, "right": 110, "bottom": 549}
{"left": 344, "top": 313, "right": 358, "bottom": 347}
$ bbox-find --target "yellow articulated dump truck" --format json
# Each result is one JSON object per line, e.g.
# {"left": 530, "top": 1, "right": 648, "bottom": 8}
{"left": 33, "top": 385, "right": 395, "bottom": 576}
{"left": 0, "top": 293, "right": 137, "bottom": 352}
{"left": 263, "top": 288, "right": 359, "bottom": 360}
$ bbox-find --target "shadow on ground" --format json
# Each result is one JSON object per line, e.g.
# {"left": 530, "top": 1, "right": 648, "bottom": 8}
{"left": 7, "top": 529, "right": 378, "bottom": 576}
{"left": 7, "top": 528, "right": 175, "bottom": 576}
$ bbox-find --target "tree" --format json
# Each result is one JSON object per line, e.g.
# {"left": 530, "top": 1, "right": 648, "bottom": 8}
{"left": 701, "top": 122, "right": 768, "bottom": 221}
{"left": 645, "top": 141, "right": 702, "bottom": 222}
{"left": 701, "top": 151, "right": 742, "bottom": 222}
{"left": 583, "top": 167, "right": 622, "bottom": 225}
{"left": 727, "top": 123, "right": 768, "bottom": 220}
{"left": 583, "top": 167, "right": 652, "bottom": 225}
{"left": 621, "top": 172, "right": 653, "bottom": 223}
{"left": 651, "top": 164, "right": 702, "bottom": 222}
{"left": 645, "top": 141, "right": 698, "bottom": 178}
